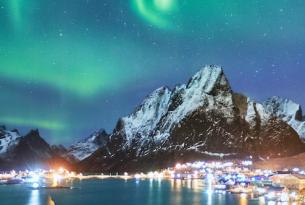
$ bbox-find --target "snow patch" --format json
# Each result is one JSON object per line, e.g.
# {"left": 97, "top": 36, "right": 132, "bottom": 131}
{"left": 67, "top": 131, "right": 108, "bottom": 161}
{"left": 263, "top": 96, "right": 305, "bottom": 141}
{"left": 0, "top": 130, "right": 20, "bottom": 156}
{"left": 121, "top": 87, "right": 171, "bottom": 146}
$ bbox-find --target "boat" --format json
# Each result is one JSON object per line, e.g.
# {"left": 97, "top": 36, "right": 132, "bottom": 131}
{"left": 214, "top": 184, "right": 229, "bottom": 191}
{"left": 229, "top": 186, "right": 253, "bottom": 194}
{"left": 30, "top": 185, "right": 74, "bottom": 190}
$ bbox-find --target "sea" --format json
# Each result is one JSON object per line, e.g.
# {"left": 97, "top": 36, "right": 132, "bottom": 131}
{"left": 0, "top": 178, "right": 278, "bottom": 205}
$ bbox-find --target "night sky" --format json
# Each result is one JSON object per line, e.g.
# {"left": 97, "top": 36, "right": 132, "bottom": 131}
{"left": 0, "top": 0, "right": 304, "bottom": 145}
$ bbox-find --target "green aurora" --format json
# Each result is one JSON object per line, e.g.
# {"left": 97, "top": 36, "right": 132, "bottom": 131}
{"left": 0, "top": 0, "right": 305, "bottom": 144}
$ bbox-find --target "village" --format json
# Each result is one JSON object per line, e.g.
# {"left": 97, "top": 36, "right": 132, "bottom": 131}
{"left": 1, "top": 159, "right": 305, "bottom": 204}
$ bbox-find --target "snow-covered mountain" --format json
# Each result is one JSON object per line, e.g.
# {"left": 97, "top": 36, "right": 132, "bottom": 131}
{"left": 66, "top": 129, "right": 109, "bottom": 161}
{"left": 1, "top": 65, "right": 305, "bottom": 172}
{"left": 80, "top": 65, "right": 305, "bottom": 172}
{"left": 0, "top": 127, "right": 70, "bottom": 170}
{"left": 0, "top": 125, "right": 108, "bottom": 170}
{"left": 111, "top": 66, "right": 236, "bottom": 153}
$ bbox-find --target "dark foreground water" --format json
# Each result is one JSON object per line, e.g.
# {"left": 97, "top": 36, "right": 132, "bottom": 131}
{"left": 0, "top": 179, "right": 267, "bottom": 205}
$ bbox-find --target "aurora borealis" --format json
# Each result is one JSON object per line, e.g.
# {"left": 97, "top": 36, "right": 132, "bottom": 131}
{"left": 0, "top": 0, "right": 305, "bottom": 145}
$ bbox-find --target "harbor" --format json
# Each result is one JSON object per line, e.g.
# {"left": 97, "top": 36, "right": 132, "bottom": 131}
{"left": 1, "top": 160, "right": 305, "bottom": 204}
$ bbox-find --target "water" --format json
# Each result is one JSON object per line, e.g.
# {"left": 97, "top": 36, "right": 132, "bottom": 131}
{"left": 0, "top": 179, "right": 265, "bottom": 205}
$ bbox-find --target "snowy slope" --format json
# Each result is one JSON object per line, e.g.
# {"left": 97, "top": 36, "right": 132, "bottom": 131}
{"left": 121, "top": 87, "right": 171, "bottom": 146}
{"left": 0, "top": 129, "right": 20, "bottom": 156}
{"left": 0, "top": 128, "right": 61, "bottom": 170}
{"left": 244, "top": 96, "right": 305, "bottom": 141}
{"left": 263, "top": 96, "right": 305, "bottom": 141}
{"left": 245, "top": 99, "right": 270, "bottom": 128}
{"left": 67, "top": 130, "right": 109, "bottom": 161}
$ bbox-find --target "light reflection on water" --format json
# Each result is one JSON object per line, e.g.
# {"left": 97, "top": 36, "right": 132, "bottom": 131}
{"left": 1, "top": 179, "right": 298, "bottom": 205}
{"left": 27, "top": 191, "right": 57, "bottom": 205}
{"left": 239, "top": 193, "right": 248, "bottom": 205}
{"left": 27, "top": 190, "right": 40, "bottom": 205}
{"left": 47, "top": 196, "right": 56, "bottom": 205}
{"left": 207, "top": 189, "right": 213, "bottom": 205}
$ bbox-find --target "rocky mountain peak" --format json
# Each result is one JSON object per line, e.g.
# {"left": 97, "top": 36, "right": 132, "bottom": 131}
{"left": 187, "top": 65, "right": 231, "bottom": 94}
{"left": 90, "top": 129, "right": 109, "bottom": 146}
{"left": 25, "top": 129, "right": 41, "bottom": 139}
{"left": 112, "top": 65, "right": 237, "bottom": 149}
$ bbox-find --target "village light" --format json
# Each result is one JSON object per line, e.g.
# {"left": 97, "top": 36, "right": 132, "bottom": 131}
{"left": 53, "top": 174, "right": 62, "bottom": 185}
{"left": 290, "top": 191, "right": 297, "bottom": 199}
{"left": 223, "top": 162, "right": 233, "bottom": 167}
{"left": 292, "top": 167, "right": 300, "bottom": 172}
{"left": 32, "top": 182, "right": 39, "bottom": 189}
{"left": 299, "top": 171, "right": 305, "bottom": 175}
{"left": 147, "top": 172, "right": 154, "bottom": 178}
{"left": 256, "top": 187, "right": 266, "bottom": 194}
{"left": 193, "top": 171, "right": 198, "bottom": 178}
{"left": 280, "top": 192, "right": 289, "bottom": 202}
{"left": 59, "top": 167, "right": 65, "bottom": 173}
{"left": 157, "top": 173, "right": 164, "bottom": 179}
{"left": 242, "top": 160, "right": 253, "bottom": 166}
{"left": 30, "top": 173, "right": 40, "bottom": 183}
{"left": 175, "top": 163, "right": 182, "bottom": 169}
{"left": 267, "top": 192, "right": 276, "bottom": 199}
{"left": 240, "top": 193, "right": 247, "bottom": 198}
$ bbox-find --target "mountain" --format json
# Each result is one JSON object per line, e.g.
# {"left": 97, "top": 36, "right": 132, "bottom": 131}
{"left": 0, "top": 127, "right": 71, "bottom": 171}
{"left": 1, "top": 65, "right": 305, "bottom": 172}
{"left": 66, "top": 129, "right": 109, "bottom": 161}
{"left": 79, "top": 65, "right": 305, "bottom": 172}
{"left": 263, "top": 96, "right": 305, "bottom": 141}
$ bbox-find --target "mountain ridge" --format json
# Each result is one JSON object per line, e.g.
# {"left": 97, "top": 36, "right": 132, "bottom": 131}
{"left": 78, "top": 65, "right": 305, "bottom": 172}
{"left": 0, "top": 127, "right": 72, "bottom": 171}
{"left": 1, "top": 65, "right": 305, "bottom": 172}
